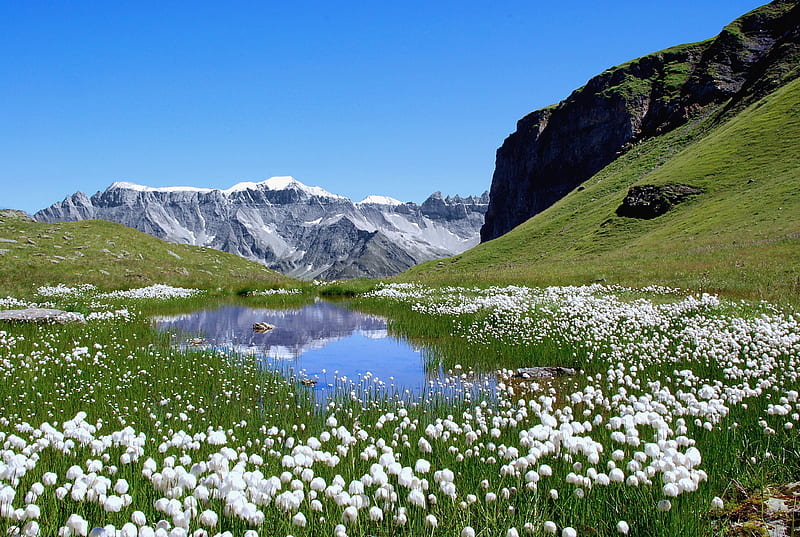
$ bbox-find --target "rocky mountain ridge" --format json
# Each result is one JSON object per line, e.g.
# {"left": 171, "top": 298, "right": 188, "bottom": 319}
{"left": 481, "top": 0, "right": 800, "bottom": 241}
{"left": 35, "top": 177, "right": 489, "bottom": 280}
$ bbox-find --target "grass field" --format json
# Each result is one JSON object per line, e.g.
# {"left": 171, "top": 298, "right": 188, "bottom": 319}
{"left": 0, "top": 211, "right": 292, "bottom": 299}
{"left": 0, "top": 282, "right": 797, "bottom": 537}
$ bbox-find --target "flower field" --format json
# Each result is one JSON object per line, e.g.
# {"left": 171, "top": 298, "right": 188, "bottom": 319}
{"left": 0, "top": 283, "right": 798, "bottom": 537}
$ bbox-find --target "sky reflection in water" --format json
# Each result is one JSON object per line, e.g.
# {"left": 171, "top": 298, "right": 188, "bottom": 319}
{"left": 155, "top": 301, "right": 430, "bottom": 392}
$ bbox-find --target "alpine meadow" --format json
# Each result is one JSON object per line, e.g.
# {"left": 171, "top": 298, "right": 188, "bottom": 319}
{"left": 1, "top": 2, "right": 799, "bottom": 537}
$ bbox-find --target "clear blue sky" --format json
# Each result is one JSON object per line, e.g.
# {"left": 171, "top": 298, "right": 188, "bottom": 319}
{"left": 1, "top": 1, "right": 766, "bottom": 213}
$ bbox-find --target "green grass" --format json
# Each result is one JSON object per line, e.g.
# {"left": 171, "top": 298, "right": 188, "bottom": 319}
{"left": 0, "top": 211, "right": 294, "bottom": 298}
{"left": 402, "top": 77, "right": 800, "bottom": 305}
{"left": 1, "top": 279, "right": 798, "bottom": 536}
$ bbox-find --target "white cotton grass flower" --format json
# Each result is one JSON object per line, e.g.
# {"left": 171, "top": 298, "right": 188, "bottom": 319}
{"left": 562, "top": 528, "right": 577, "bottom": 537}
{"left": 369, "top": 506, "right": 384, "bottom": 522}
{"left": 342, "top": 506, "right": 358, "bottom": 524}
{"left": 543, "top": 521, "right": 558, "bottom": 534}
{"left": 292, "top": 512, "right": 307, "bottom": 527}
{"left": 461, "top": 527, "right": 476, "bottom": 537}
{"left": 131, "top": 511, "right": 146, "bottom": 526}
{"left": 415, "top": 459, "right": 431, "bottom": 473}
{"left": 425, "top": 514, "right": 438, "bottom": 528}
{"left": 711, "top": 496, "right": 724, "bottom": 510}
{"left": 198, "top": 510, "right": 218, "bottom": 527}
{"left": 657, "top": 499, "right": 672, "bottom": 512}
{"left": 616, "top": 520, "right": 630, "bottom": 534}
{"left": 23, "top": 521, "right": 40, "bottom": 537}
{"left": 24, "top": 505, "right": 40, "bottom": 520}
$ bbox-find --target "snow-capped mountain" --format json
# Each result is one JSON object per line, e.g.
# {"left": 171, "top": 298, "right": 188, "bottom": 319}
{"left": 35, "top": 177, "right": 489, "bottom": 279}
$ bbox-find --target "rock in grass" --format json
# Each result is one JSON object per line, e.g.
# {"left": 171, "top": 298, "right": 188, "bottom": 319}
{"left": 0, "top": 308, "right": 86, "bottom": 324}
{"left": 514, "top": 366, "right": 576, "bottom": 379}
{"left": 616, "top": 184, "right": 702, "bottom": 219}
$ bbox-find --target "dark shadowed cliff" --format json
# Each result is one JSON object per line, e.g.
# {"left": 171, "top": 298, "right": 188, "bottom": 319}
{"left": 481, "top": 0, "right": 800, "bottom": 242}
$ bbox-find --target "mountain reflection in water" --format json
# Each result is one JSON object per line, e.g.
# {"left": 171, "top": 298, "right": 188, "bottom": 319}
{"left": 155, "top": 301, "right": 428, "bottom": 391}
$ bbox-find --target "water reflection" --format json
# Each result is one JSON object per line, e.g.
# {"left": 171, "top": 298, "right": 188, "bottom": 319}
{"left": 155, "top": 301, "right": 429, "bottom": 391}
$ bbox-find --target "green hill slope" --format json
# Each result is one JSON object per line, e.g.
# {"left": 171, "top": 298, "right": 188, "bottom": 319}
{"left": 0, "top": 211, "right": 292, "bottom": 297}
{"left": 403, "top": 77, "right": 800, "bottom": 303}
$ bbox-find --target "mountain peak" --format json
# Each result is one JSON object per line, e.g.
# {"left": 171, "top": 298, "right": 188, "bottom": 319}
{"left": 108, "top": 181, "right": 214, "bottom": 193}
{"left": 223, "top": 176, "right": 346, "bottom": 199}
{"left": 107, "top": 177, "right": 346, "bottom": 199}
{"left": 356, "top": 195, "right": 404, "bottom": 206}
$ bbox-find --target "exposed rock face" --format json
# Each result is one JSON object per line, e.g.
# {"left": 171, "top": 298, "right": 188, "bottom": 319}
{"left": 481, "top": 0, "right": 800, "bottom": 242}
{"left": 35, "top": 178, "right": 489, "bottom": 280}
{"left": 616, "top": 185, "right": 703, "bottom": 219}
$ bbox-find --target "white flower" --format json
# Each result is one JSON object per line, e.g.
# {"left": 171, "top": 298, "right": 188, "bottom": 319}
{"left": 369, "top": 506, "right": 383, "bottom": 522}
{"left": 425, "top": 514, "right": 438, "bottom": 528}
{"left": 616, "top": 520, "right": 629, "bottom": 534}
{"left": 711, "top": 496, "right": 724, "bottom": 510}
{"left": 131, "top": 511, "right": 146, "bottom": 526}
{"left": 342, "top": 506, "right": 358, "bottom": 524}
{"left": 562, "top": 528, "right": 577, "bottom": 537}
{"left": 544, "top": 521, "right": 558, "bottom": 534}
{"left": 24, "top": 505, "right": 40, "bottom": 520}
{"left": 408, "top": 489, "right": 426, "bottom": 508}
{"left": 292, "top": 512, "right": 307, "bottom": 527}
{"left": 24, "top": 521, "right": 40, "bottom": 537}
{"left": 461, "top": 527, "right": 476, "bottom": 537}
{"left": 198, "top": 510, "right": 218, "bottom": 527}
{"left": 103, "top": 496, "right": 124, "bottom": 513}
{"left": 114, "top": 479, "right": 129, "bottom": 495}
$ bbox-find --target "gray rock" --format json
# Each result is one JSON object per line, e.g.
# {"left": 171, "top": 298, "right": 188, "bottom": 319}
{"left": 0, "top": 308, "right": 86, "bottom": 324}
{"left": 514, "top": 366, "right": 576, "bottom": 379}
{"left": 616, "top": 184, "right": 703, "bottom": 219}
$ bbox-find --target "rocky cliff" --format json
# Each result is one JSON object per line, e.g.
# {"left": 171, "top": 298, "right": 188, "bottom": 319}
{"left": 36, "top": 178, "right": 489, "bottom": 280}
{"left": 481, "top": 0, "right": 800, "bottom": 241}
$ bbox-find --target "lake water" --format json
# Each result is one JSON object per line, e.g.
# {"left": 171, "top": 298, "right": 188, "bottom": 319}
{"left": 154, "top": 301, "right": 436, "bottom": 392}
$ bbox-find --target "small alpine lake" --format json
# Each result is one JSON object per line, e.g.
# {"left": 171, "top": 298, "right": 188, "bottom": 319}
{"left": 154, "top": 300, "right": 447, "bottom": 393}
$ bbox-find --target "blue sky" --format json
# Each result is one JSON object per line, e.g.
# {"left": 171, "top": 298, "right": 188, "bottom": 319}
{"left": 1, "top": 1, "right": 765, "bottom": 213}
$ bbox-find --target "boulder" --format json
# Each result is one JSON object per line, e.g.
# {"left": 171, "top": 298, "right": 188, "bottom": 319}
{"left": 513, "top": 366, "right": 576, "bottom": 379}
{"left": 616, "top": 184, "right": 703, "bottom": 219}
{"left": 0, "top": 308, "right": 86, "bottom": 324}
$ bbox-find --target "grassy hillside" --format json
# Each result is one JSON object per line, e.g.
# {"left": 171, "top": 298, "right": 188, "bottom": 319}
{"left": 403, "top": 77, "right": 800, "bottom": 304}
{"left": 0, "top": 211, "right": 293, "bottom": 297}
